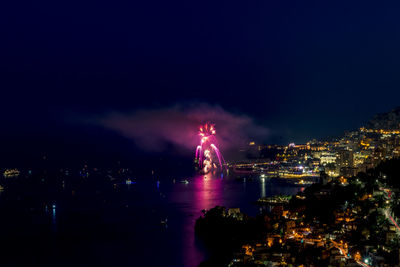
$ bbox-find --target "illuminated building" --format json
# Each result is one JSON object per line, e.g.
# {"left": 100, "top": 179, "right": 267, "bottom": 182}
{"left": 320, "top": 151, "right": 337, "bottom": 165}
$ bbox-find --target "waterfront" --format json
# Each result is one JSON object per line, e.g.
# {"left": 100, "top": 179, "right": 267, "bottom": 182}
{"left": 163, "top": 173, "right": 305, "bottom": 266}
{"left": 0, "top": 173, "right": 304, "bottom": 267}
{"left": 95, "top": 173, "right": 304, "bottom": 267}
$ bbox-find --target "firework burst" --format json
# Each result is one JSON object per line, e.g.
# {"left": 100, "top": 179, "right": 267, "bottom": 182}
{"left": 195, "top": 123, "right": 225, "bottom": 173}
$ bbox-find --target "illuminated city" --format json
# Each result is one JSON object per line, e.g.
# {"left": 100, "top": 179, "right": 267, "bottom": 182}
{"left": 3, "top": 1, "right": 400, "bottom": 267}
{"left": 199, "top": 112, "right": 400, "bottom": 266}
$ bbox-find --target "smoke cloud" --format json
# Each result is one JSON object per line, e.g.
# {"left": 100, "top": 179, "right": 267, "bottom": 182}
{"left": 96, "top": 103, "right": 269, "bottom": 152}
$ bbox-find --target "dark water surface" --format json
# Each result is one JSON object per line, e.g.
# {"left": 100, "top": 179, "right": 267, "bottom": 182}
{"left": 124, "top": 173, "right": 303, "bottom": 267}
{"left": 0, "top": 173, "right": 304, "bottom": 267}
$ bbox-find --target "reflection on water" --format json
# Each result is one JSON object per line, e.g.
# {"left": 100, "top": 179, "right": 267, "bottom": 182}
{"left": 166, "top": 173, "right": 304, "bottom": 267}
{"left": 52, "top": 203, "right": 56, "bottom": 232}
{"left": 0, "top": 172, "right": 307, "bottom": 267}
{"left": 185, "top": 173, "right": 224, "bottom": 265}
{"left": 261, "top": 177, "right": 266, "bottom": 198}
{"left": 193, "top": 173, "right": 223, "bottom": 212}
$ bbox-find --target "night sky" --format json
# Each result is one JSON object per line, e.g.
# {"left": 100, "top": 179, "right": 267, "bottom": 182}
{"left": 2, "top": 0, "right": 400, "bottom": 165}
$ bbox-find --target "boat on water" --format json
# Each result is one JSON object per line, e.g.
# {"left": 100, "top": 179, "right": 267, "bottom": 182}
{"left": 293, "top": 179, "right": 314, "bottom": 186}
{"left": 180, "top": 180, "right": 189, "bottom": 184}
{"left": 126, "top": 179, "right": 136, "bottom": 185}
{"left": 3, "top": 169, "right": 20, "bottom": 178}
{"left": 160, "top": 218, "right": 168, "bottom": 227}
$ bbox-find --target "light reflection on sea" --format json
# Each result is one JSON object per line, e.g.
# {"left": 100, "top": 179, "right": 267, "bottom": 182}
{"left": 154, "top": 173, "right": 305, "bottom": 267}
{"left": 21, "top": 173, "right": 307, "bottom": 267}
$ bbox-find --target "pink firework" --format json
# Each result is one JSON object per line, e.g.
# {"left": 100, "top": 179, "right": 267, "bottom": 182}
{"left": 195, "top": 123, "right": 225, "bottom": 173}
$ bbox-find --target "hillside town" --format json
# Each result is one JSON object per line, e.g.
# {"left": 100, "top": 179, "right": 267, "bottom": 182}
{"left": 233, "top": 108, "right": 400, "bottom": 181}
{"left": 197, "top": 108, "right": 400, "bottom": 267}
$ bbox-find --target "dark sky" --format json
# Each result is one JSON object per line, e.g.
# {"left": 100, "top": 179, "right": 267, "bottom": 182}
{"left": 1, "top": 0, "right": 400, "bottom": 164}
